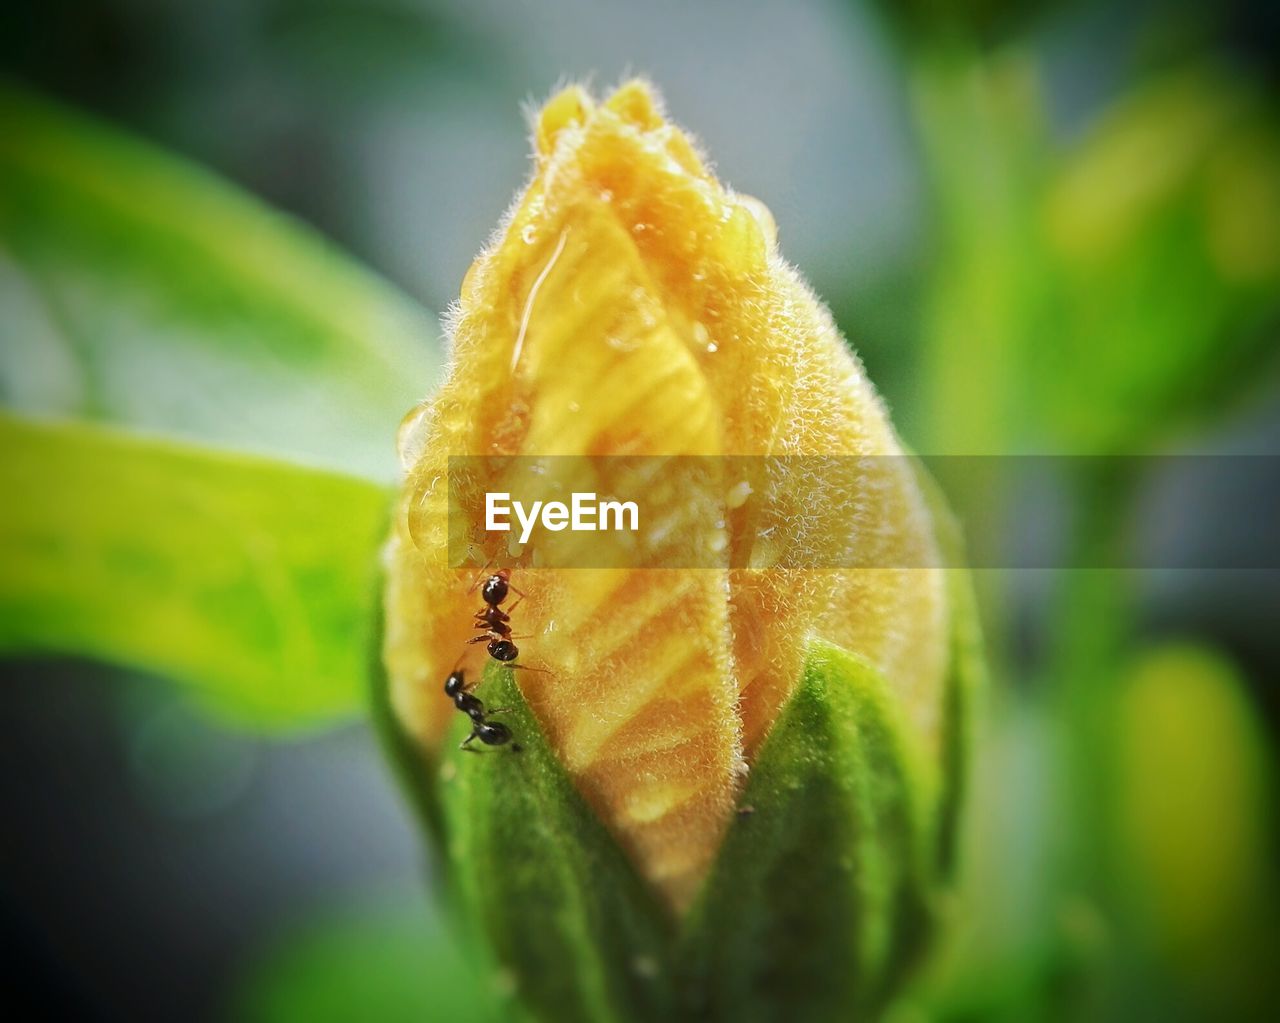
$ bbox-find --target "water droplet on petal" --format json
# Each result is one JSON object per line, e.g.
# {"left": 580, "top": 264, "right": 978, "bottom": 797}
{"left": 606, "top": 334, "right": 641, "bottom": 352}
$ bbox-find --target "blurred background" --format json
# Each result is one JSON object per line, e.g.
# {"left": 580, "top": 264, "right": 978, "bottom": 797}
{"left": 1, "top": 0, "right": 1278, "bottom": 1020}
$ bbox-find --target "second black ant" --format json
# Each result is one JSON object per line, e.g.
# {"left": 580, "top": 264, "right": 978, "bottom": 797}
{"left": 444, "top": 667, "right": 518, "bottom": 752}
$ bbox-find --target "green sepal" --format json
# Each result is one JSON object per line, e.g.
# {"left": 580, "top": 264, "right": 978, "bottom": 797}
{"left": 377, "top": 611, "right": 979, "bottom": 1023}
{"left": 433, "top": 664, "right": 673, "bottom": 1023}
{"left": 911, "top": 453, "right": 986, "bottom": 877}
{"left": 676, "top": 640, "right": 937, "bottom": 1022}
{"left": 935, "top": 543, "right": 986, "bottom": 878}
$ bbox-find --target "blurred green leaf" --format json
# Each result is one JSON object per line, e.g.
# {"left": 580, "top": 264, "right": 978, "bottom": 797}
{"left": 228, "top": 888, "right": 495, "bottom": 1023}
{"left": 0, "top": 83, "right": 436, "bottom": 482}
{"left": 0, "top": 412, "right": 390, "bottom": 728}
{"left": 913, "top": 51, "right": 1053, "bottom": 454}
{"left": 909, "top": 702, "right": 1069, "bottom": 1023}
{"left": 1114, "top": 643, "right": 1280, "bottom": 1017}
{"left": 1038, "top": 68, "right": 1280, "bottom": 450}
{"left": 915, "top": 59, "right": 1280, "bottom": 454}
{"left": 864, "top": 0, "right": 1058, "bottom": 53}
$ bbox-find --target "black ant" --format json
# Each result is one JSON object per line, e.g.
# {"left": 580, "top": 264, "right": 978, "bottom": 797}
{"left": 467, "top": 568, "right": 535, "bottom": 666}
{"left": 443, "top": 668, "right": 519, "bottom": 752}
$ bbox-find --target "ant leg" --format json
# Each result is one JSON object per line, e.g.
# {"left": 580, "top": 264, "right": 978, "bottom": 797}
{"left": 466, "top": 634, "right": 493, "bottom": 645}
{"left": 505, "top": 597, "right": 524, "bottom": 615}
{"left": 511, "top": 664, "right": 550, "bottom": 675}
{"left": 485, "top": 706, "right": 512, "bottom": 716}
{"left": 459, "top": 728, "right": 504, "bottom": 753}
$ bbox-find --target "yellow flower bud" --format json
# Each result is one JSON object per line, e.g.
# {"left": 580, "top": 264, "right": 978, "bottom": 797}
{"left": 384, "top": 80, "right": 950, "bottom": 913}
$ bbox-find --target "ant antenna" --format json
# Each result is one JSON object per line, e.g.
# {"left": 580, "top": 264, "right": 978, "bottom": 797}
{"left": 466, "top": 557, "right": 496, "bottom": 595}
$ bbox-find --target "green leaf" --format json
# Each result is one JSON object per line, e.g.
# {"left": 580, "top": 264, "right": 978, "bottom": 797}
{"left": 0, "top": 84, "right": 436, "bottom": 481}
{"left": 677, "top": 640, "right": 937, "bottom": 1023}
{"left": 432, "top": 664, "right": 675, "bottom": 1023}
{"left": 0, "top": 411, "right": 391, "bottom": 728}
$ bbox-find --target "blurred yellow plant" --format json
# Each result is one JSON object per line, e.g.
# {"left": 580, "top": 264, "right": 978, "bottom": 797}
{"left": 384, "top": 80, "right": 949, "bottom": 912}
